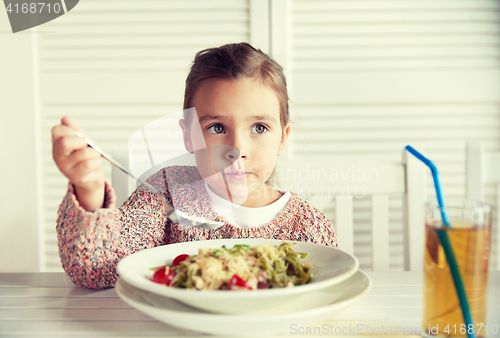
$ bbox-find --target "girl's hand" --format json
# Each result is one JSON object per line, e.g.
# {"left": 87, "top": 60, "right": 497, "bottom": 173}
{"left": 52, "top": 117, "right": 106, "bottom": 211}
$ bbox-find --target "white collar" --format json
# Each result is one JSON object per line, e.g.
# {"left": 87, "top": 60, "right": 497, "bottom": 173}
{"left": 204, "top": 182, "right": 291, "bottom": 228}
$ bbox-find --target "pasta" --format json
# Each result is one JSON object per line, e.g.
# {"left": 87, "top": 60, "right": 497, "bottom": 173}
{"left": 151, "top": 242, "right": 312, "bottom": 290}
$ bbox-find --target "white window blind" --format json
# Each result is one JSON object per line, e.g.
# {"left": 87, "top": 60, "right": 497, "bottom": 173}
{"left": 36, "top": 0, "right": 251, "bottom": 272}
{"left": 289, "top": 0, "right": 500, "bottom": 269}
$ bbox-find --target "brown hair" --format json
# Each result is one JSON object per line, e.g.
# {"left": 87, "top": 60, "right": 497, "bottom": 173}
{"left": 183, "top": 42, "right": 289, "bottom": 128}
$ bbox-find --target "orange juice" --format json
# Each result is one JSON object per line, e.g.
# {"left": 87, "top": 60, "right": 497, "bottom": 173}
{"left": 423, "top": 221, "right": 491, "bottom": 337}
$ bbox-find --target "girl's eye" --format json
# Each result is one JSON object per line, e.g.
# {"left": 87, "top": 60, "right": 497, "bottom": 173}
{"left": 252, "top": 124, "right": 268, "bottom": 134}
{"left": 207, "top": 124, "right": 225, "bottom": 134}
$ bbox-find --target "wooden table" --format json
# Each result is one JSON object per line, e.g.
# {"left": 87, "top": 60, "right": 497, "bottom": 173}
{"left": 1, "top": 271, "right": 499, "bottom": 337}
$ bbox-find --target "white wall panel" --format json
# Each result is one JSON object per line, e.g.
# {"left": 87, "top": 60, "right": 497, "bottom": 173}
{"left": 0, "top": 21, "right": 39, "bottom": 271}
{"left": 37, "top": 0, "right": 251, "bottom": 272}
{"left": 290, "top": 0, "right": 500, "bottom": 270}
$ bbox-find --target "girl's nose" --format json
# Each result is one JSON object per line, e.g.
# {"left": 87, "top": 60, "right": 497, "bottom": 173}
{"left": 226, "top": 133, "right": 247, "bottom": 159}
{"left": 225, "top": 145, "right": 246, "bottom": 160}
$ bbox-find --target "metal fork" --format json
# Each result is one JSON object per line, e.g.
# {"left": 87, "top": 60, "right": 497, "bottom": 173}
{"left": 73, "top": 130, "right": 223, "bottom": 230}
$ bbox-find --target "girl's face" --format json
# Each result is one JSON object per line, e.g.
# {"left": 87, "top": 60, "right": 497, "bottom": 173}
{"left": 180, "top": 77, "right": 290, "bottom": 208}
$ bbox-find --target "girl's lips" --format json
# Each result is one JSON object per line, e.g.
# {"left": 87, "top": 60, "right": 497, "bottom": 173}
{"left": 225, "top": 172, "right": 250, "bottom": 181}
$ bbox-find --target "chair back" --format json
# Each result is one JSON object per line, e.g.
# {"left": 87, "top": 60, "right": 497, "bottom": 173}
{"left": 274, "top": 148, "right": 426, "bottom": 271}
{"left": 110, "top": 150, "right": 132, "bottom": 208}
{"left": 466, "top": 142, "right": 500, "bottom": 269}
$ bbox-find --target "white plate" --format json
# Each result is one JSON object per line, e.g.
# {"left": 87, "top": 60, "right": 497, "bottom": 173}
{"left": 117, "top": 239, "right": 359, "bottom": 314}
{"left": 116, "top": 270, "right": 371, "bottom": 336}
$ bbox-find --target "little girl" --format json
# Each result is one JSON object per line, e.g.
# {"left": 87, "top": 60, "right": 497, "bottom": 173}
{"left": 52, "top": 42, "right": 338, "bottom": 289}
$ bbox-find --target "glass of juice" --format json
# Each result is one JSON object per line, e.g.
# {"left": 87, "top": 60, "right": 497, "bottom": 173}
{"left": 423, "top": 200, "right": 491, "bottom": 337}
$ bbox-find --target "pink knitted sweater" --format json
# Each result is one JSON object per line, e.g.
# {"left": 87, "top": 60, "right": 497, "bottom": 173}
{"left": 56, "top": 166, "right": 338, "bottom": 289}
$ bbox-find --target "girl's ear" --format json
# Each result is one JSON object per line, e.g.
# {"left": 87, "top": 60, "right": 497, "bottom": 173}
{"left": 179, "top": 119, "right": 194, "bottom": 154}
{"left": 278, "top": 124, "right": 291, "bottom": 156}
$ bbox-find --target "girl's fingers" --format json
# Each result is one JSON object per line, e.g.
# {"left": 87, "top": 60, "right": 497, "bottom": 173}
{"left": 52, "top": 124, "right": 75, "bottom": 143}
{"left": 53, "top": 117, "right": 92, "bottom": 145}
{"left": 58, "top": 147, "right": 100, "bottom": 175}
{"left": 71, "top": 156, "right": 103, "bottom": 176}
{"left": 53, "top": 133, "right": 88, "bottom": 159}
{"left": 68, "top": 147, "right": 101, "bottom": 168}
{"left": 61, "top": 116, "right": 88, "bottom": 137}
{"left": 67, "top": 157, "right": 104, "bottom": 186}
{"left": 52, "top": 117, "right": 106, "bottom": 191}
{"left": 54, "top": 138, "right": 100, "bottom": 178}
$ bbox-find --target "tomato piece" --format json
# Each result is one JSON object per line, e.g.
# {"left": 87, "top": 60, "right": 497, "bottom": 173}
{"left": 228, "top": 274, "right": 252, "bottom": 290}
{"left": 257, "top": 281, "right": 269, "bottom": 289}
{"left": 151, "top": 266, "right": 176, "bottom": 286}
{"left": 172, "top": 254, "right": 190, "bottom": 266}
{"left": 151, "top": 267, "right": 167, "bottom": 284}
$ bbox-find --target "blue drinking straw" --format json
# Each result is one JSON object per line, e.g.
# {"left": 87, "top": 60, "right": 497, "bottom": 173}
{"left": 405, "top": 145, "right": 475, "bottom": 338}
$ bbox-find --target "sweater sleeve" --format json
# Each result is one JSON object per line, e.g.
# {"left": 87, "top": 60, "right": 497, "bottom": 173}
{"left": 294, "top": 199, "right": 338, "bottom": 248}
{"left": 309, "top": 210, "right": 338, "bottom": 248}
{"left": 56, "top": 171, "right": 170, "bottom": 289}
